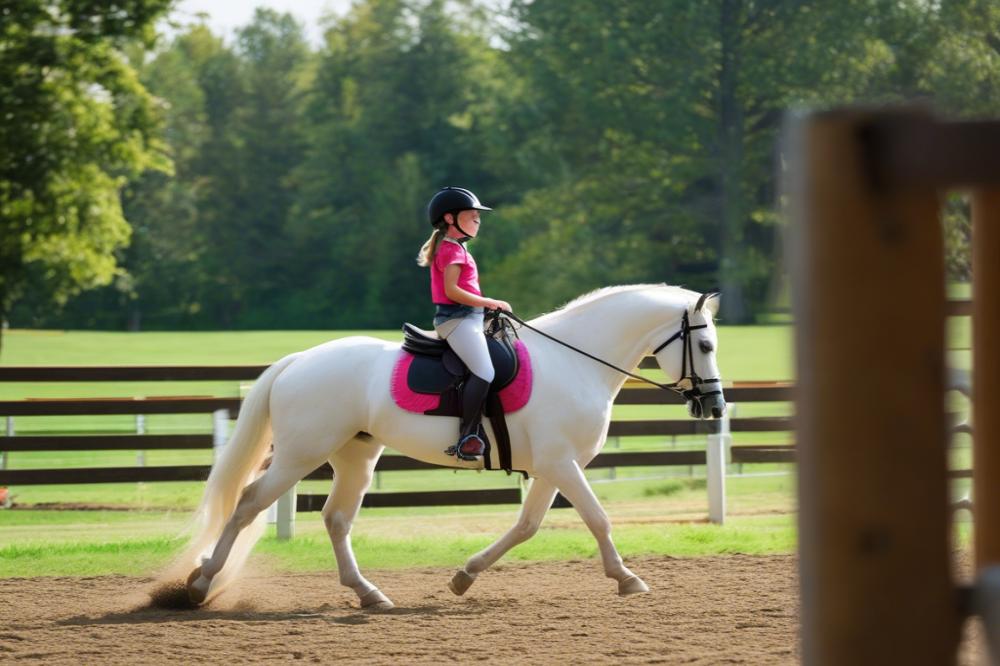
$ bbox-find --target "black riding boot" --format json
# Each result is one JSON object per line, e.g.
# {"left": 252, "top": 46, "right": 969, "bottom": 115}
{"left": 447, "top": 375, "right": 491, "bottom": 460}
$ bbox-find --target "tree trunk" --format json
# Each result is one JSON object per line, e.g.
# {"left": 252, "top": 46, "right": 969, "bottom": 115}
{"left": 128, "top": 306, "right": 142, "bottom": 332}
{"left": 717, "top": 0, "right": 749, "bottom": 323}
{"left": 0, "top": 283, "right": 7, "bottom": 359}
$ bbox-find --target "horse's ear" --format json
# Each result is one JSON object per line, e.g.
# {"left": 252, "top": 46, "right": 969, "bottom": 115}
{"left": 694, "top": 292, "right": 709, "bottom": 312}
{"left": 704, "top": 292, "right": 721, "bottom": 317}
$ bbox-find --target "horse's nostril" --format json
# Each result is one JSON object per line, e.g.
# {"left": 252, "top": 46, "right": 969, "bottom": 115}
{"left": 712, "top": 407, "right": 722, "bottom": 419}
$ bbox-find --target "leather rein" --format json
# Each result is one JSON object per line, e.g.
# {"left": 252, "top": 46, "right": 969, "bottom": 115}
{"left": 496, "top": 309, "right": 722, "bottom": 401}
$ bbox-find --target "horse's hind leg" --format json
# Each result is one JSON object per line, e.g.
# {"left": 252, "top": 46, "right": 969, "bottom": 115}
{"left": 539, "top": 459, "right": 649, "bottom": 596}
{"left": 449, "top": 476, "right": 557, "bottom": 596}
{"left": 187, "top": 457, "right": 317, "bottom": 605}
{"left": 321, "top": 435, "right": 392, "bottom": 610}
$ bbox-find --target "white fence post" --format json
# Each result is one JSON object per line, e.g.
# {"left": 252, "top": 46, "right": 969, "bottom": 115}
{"left": 607, "top": 435, "right": 619, "bottom": 480}
{"left": 266, "top": 499, "right": 277, "bottom": 523}
{"left": 2, "top": 416, "right": 12, "bottom": 470}
{"left": 213, "top": 405, "right": 295, "bottom": 538}
{"left": 706, "top": 407, "right": 732, "bottom": 524}
{"left": 212, "top": 409, "right": 229, "bottom": 461}
{"left": 275, "top": 486, "right": 297, "bottom": 540}
{"left": 135, "top": 414, "right": 146, "bottom": 466}
{"left": 267, "top": 459, "right": 297, "bottom": 538}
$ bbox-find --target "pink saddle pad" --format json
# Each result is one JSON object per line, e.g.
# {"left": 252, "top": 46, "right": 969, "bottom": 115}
{"left": 390, "top": 339, "right": 533, "bottom": 414}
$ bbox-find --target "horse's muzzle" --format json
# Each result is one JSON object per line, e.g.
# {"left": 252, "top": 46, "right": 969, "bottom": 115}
{"left": 687, "top": 393, "right": 727, "bottom": 420}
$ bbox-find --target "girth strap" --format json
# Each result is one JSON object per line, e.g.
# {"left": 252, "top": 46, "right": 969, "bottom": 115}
{"left": 485, "top": 392, "right": 515, "bottom": 474}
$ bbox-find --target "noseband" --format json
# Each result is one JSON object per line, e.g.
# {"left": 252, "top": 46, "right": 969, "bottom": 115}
{"left": 652, "top": 310, "right": 723, "bottom": 402}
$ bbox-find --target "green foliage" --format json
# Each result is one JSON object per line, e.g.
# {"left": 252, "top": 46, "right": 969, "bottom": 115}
{"left": 0, "top": 0, "right": 172, "bottom": 341}
{"left": 943, "top": 195, "right": 973, "bottom": 281}
{"left": 6, "top": 0, "right": 996, "bottom": 332}
{"left": 495, "top": 0, "right": 990, "bottom": 320}
{"left": 288, "top": 0, "right": 510, "bottom": 328}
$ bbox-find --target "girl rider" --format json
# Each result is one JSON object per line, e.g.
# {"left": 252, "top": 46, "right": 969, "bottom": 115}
{"left": 416, "top": 187, "right": 511, "bottom": 460}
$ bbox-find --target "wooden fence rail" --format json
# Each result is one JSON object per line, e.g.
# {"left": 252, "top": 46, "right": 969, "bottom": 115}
{"left": 0, "top": 340, "right": 971, "bottom": 536}
{"left": 0, "top": 442, "right": 801, "bottom": 487}
{"left": 0, "top": 362, "right": 801, "bottom": 532}
{"left": 0, "top": 397, "right": 240, "bottom": 416}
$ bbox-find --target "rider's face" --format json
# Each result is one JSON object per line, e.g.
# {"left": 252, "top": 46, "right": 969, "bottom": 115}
{"left": 448, "top": 209, "right": 481, "bottom": 238}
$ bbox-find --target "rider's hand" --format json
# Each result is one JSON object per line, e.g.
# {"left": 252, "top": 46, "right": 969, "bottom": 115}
{"left": 484, "top": 298, "right": 512, "bottom": 312}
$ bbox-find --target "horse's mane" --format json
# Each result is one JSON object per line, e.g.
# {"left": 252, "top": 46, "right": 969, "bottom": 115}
{"left": 532, "top": 284, "right": 699, "bottom": 326}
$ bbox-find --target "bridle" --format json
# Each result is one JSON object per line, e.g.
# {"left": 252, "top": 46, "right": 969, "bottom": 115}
{"left": 651, "top": 310, "right": 723, "bottom": 402}
{"left": 496, "top": 308, "right": 723, "bottom": 403}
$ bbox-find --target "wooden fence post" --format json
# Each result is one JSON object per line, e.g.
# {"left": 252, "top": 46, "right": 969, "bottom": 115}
{"left": 972, "top": 189, "right": 1000, "bottom": 570}
{"left": 789, "top": 109, "right": 958, "bottom": 665}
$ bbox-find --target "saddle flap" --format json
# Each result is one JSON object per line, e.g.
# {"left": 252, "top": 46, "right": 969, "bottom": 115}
{"left": 407, "top": 354, "right": 460, "bottom": 394}
{"left": 485, "top": 336, "right": 518, "bottom": 391}
{"left": 442, "top": 350, "right": 465, "bottom": 377}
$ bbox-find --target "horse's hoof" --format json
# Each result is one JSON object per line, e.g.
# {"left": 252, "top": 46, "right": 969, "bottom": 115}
{"left": 359, "top": 588, "right": 394, "bottom": 611}
{"left": 448, "top": 569, "right": 476, "bottom": 596}
{"left": 618, "top": 575, "right": 650, "bottom": 596}
{"left": 186, "top": 566, "right": 210, "bottom": 606}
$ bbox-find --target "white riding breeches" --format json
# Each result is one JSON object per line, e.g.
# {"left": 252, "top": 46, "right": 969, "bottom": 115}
{"left": 435, "top": 313, "right": 495, "bottom": 383}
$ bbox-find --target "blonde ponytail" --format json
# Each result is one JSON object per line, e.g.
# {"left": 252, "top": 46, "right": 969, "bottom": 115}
{"left": 417, "top": 228, "right": 444, "bottom": 267}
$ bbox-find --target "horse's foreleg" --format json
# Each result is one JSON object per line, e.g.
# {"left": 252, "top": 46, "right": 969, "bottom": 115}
{"left": 188, "top": 458, "right": 313, "bottom": 605}
{"left": 322, "top": 437, "right": 392, "bottom": 610}
{"left": 449, "top": 476, "right": 557, "bottom": 596}
{"left": 540, "top": 459, "right": 649, "bottom": 596}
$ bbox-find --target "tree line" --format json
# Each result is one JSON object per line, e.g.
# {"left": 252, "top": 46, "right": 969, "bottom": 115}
{"left": 4, "top": 0, "right": 998, "bottom": 344}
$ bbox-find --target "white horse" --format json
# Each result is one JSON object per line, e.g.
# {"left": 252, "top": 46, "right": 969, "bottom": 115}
{"left": 176, "top": 284, "right": 725, "bottom": 608}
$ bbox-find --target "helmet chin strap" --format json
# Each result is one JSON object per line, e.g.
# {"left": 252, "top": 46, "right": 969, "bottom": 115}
{"left": 451, "top": 211, "right": 473, "bottom": 242}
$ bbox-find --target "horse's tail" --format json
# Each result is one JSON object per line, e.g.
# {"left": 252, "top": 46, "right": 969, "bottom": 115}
{"left": 163, "top": 352, "right": 299, "bottom": 595}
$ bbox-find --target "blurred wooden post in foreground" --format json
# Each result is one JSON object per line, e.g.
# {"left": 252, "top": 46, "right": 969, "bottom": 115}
{"left": 973, "top": 190, "right": 1000, "bottom": 570}
{"left": 789, "top": 108, "right": 957, "bottom": 666}
{"left": 789, "top": 108, "right": 1000, "bottom": 664}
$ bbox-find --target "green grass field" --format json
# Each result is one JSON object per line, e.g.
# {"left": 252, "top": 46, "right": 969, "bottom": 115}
{"left": 0, "top": 316, "right": 973, "bottom": 577}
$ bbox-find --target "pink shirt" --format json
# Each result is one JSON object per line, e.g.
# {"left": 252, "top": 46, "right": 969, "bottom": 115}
{"left": 431, "top": 238, "right": 481, "bottom": 304}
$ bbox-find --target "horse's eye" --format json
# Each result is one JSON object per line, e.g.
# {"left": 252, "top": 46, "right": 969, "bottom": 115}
{"left": 699, "top": 340, "right": 714, "bottom": 354}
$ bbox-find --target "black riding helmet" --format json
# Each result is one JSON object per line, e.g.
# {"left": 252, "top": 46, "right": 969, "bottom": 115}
{"left": 426, "top": 187, "right": 492, "bottom": 227}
